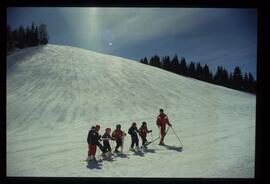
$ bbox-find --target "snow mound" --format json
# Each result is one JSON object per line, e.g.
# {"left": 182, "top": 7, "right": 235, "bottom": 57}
{"left": 6, "top": 44, "right": 255, "bottom": 178}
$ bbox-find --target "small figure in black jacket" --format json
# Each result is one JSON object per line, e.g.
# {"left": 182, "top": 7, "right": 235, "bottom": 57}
{"left": 139, "top": 121, "right": 152, "bottom": 148}
{"left": 87, "top": 124, "right": 106, "bottom": 161}
{"left": 128, "top": 122, "right": 139, "bottom": 151}
{"left": 102, "top": 128, "right": 114, "bottom": 154}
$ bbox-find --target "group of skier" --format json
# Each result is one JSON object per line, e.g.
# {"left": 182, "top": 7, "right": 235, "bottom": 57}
{"left": 127, "top": 121, "right": 152, "bottom": 151}
{"left": 87, "top": 109, "right": 172, "bottom": 161}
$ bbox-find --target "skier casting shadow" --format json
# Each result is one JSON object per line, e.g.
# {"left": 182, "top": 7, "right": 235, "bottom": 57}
{"left": 87, "top": 124, "right": 107, "bottom": 162}
{"left": 128, "top": 122, "right": 145, "bottom": 157}
{"left": 156, "top": 108, "right": 172, "bottom": 145}
{"left": 111, "top": 124, "right": 129, "bottom": 158}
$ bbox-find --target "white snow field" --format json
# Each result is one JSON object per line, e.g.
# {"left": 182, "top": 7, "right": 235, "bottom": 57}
{"left": 6, "top": 44, "right": 256, "bottom": 178}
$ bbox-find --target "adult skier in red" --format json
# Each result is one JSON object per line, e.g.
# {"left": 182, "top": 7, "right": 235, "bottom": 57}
{"left": 156, "top": 109, "right": 172, "bottom": 145}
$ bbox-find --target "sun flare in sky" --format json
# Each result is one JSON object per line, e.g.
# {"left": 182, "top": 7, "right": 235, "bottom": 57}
{"left": 7, "top": 7, "right": 257, "bottom": 78}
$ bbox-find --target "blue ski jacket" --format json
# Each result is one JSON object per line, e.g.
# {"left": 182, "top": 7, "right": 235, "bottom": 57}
{"left": 128, "top": 126, "right": 139, "bottom": 138}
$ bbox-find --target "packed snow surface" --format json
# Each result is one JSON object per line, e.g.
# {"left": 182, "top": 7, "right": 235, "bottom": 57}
{"left": 6, "top": 44, "right": 255, "bottom": 178}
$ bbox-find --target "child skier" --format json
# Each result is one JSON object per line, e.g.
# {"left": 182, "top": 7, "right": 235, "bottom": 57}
{"left": 128, "top": 122, "right": 140, "bottom": 151}
{"left": 139, "top": 121, "right": 152, "bottom": 148}
{"left": 87, "top": 124, "right": 103, "bottom": 161}
{"left": 102, "top": 128, "right": 114, "bottom": 156}
{"left": 112, "top": 124, "right": 126, "bottom": 153}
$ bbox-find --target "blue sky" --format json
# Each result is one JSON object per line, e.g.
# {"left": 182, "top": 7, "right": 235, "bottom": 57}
{"left": 7, "top": 7, "right": 257, "bottom": 78}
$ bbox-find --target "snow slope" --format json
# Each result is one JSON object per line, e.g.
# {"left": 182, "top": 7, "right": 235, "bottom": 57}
{"left": 6, "top": 44, "right": 256, "bottom": 178}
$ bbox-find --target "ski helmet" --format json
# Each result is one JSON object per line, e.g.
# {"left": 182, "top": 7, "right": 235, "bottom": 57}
{"left": 142, "top": 121, "right": 147, "bottom": 125}
{"left": 91, "top": 126, "right": 95, "bottom": 130}
{"left": 160, "top": 109, "right": 164, "bottom": 113}
{"left": 116, "top": 124, "right": 121, "bottom": 129}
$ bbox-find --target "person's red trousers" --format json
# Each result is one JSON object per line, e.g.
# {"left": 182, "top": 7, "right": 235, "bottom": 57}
{"left": 88, "top": 144, "right": 97, "bottom": 156}
{"left": 160, "top": 126, "right": 166, "bottom": 136}
{"left": 160, "top": 125, "right": 166, "bottom": 143}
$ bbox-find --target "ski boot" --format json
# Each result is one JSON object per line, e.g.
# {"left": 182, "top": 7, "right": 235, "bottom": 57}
{"left": 135, "top": 146, "right": 141, "bottom": 152}
{"left": 159, "top": 142, "right": 165, "bottom": 146}
{"left": 105, "top": 151, "right": 113, "bottom": 157}
{"left": 141, "top": 145, "right": 148, "bottom": 149}
{"left": 87, "top": 155, "right": 95, "bottom": 162}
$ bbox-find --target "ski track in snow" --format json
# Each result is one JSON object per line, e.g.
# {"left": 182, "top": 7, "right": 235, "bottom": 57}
{"left": 6, "top": 44, "right": 255, "bottom": 178}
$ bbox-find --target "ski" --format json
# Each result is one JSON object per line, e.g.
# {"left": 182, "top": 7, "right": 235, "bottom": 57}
{"left": 144, "top": 127, "right": 170, "bottom": 146}
{"left": 144, "top": 137, "right": 160, "bottom": 147}
{"left": 113, "top": 151, "right": 130, "bottom": 158}
{"left": 121, "top": 131, "right": 125, "bottom": 154}
{"left": 101, "top": 151, "right": 114, "bottom": 158}
{"left": 129, "top": 147, "right": 142, "bottom": 153}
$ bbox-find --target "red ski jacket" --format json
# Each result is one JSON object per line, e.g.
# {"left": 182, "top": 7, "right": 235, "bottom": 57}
{"left": 112, "top": 129, "right": 125, "bottom": 140}
{"left": 156, "top": 113, "right": 171, "bottom": 127}
{"left": 139, "top": 126, "right": 151, "bottom": 137}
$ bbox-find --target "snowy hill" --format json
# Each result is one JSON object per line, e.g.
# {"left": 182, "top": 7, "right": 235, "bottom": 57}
{"left": 6, "top": 44, "right": 256, "bottom": 178}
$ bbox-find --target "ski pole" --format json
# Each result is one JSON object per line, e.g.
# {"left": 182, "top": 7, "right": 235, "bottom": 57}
{"left": 121, "top": 132, "right": 125, "bottom": 154}
{"left": 158, "top": 126, "right": 161, "bottom": 142}
{"left": 165, "top": 126, "right": 170, "bottom": 136}
{"left": 110, "top": 139, "right": 115, "bottom": 152}
{"left": 144, "top": 136, "right": 160, "bottom": 146}
{"left": 97, "top": 144, "right": 101, "bottom": 160}
{"left": 171, "top": 126, "right": 183, "bottom": 147}
{"left": 145, "top": 128, "right": 170, "bottom": 146}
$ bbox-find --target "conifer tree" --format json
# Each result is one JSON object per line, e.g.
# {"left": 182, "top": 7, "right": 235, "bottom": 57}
{"left": 162, "top": 56, "right": 171, "bottom": 71}
{"left": 189, "top": 62, "right": 196, "bottom": 77}
{"left": 17, "top": 25, "right": 26, "bottom": 48}
{"left": 233, "top": 66, "right": 243, "bottom": 89}
{"left": 7, "top": 25, "right": 13, "bottom": 52}
{"left": 202, "top": 64, "right": 211, "bottom": 82}
{"left": 171, "top": 55, "right": 179, "bottom": 74}
{"left": 196, "top": 62, "right": 203, "bottom": 79}
{"left": 180, "top": 57, "right": 187, "bottom": 75}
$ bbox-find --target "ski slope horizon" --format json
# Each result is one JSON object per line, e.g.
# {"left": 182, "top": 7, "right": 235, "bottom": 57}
{"left": 6, "top": 44, "right": 256, "bottom": 178}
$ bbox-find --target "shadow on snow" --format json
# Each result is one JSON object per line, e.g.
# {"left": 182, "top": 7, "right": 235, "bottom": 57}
{"left": 132, "top": 151, "right": 145, "bottom": 157}
{"left": 113, "top": 153, "right": 130, "bottom": 158}
{"left": 102, "top": 157, "right": 117, "bottom": 162}
{"left": 143, "top": 148, "right": 156, "bottom": 153}
{"left": 86, "top": 161, "right": 103, "bottom": 170}
{"left": 163, "top": 144, "right": 183, "bottom": 152}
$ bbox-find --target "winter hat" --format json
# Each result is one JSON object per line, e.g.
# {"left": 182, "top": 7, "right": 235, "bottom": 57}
{"left": 142, "top": 121, "right": 147, "bottom": 125}
{"left": 160, "top": 109, "right": 164, "bottom": 112}
{"left": 105, "top": 128, "right": 111, "bottom": 133}
{"left": 132, "top": 122, "right": 136, "bottom": 127}
{"left": 96, "top": 124, "right": 100, "bottom": 130}
{"left": 116, "top": 124, "right": 121, "bottom": 129}
{"left": 91, "top": 126, "right": 95, "bottom": 130}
